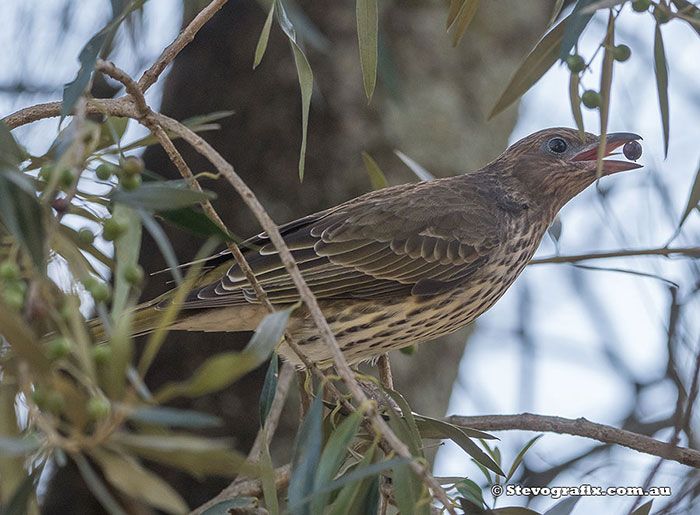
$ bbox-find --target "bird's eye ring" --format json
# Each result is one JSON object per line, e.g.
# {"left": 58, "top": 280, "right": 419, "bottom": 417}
{"left": 547, "top": 138, "right": 568, "bottom": 154}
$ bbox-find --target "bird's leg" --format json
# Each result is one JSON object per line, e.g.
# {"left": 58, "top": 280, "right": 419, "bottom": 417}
{"left": 377, "top": 354, "right": 394, "bottom": 390}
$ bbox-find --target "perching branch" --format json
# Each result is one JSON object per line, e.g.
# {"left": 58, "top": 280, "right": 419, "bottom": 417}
{"left": 446, "top": 413, "right": 700, "bottom": 468}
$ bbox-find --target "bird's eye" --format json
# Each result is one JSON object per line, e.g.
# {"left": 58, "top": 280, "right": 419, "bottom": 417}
{"left": 547, "top": 138, "right": 568, "bottom": 154}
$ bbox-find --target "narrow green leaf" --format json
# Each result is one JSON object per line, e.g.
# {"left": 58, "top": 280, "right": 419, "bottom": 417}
{"left": 128, "top": 406, "right": 222, "bottom": 428}
{"left": 0, "top": 297, "right": 51, "bottom": 373}
{"left": 455, "top": 478, "right": 485, "bottom": 510}
{"left": 393, "top": 149, "right": 435, "bottom": 181}
{"left": 489, "top": 508, "right": 541, "bottom": 514}
{"left": 155, "top": 303, "right": 292, "bottom": 402}
{"left": 361, "top": 151, "right": 389, "bottom": 190}
{"left": 112, "top": 181, "right": 217, "bottom": 212}
{"left": 289, "top": 388, "right": 324, "bottom": 515}
{"left": 629, "top": 500, "right": 653, "bottom": 515}
{"left": 311, "top": 410, "right": 364, "bottom": 514}
{"left": 653, "top": 23, "right": 670, "bottom": 157}
{"left": 506, "top": 434, "right": 542, "bottom": 481}
{"left": 93, "top": 450, "right": 189, "bottom": 515}
{"left": 291, "top": 43, "right": 313, "bottom": 182}
{"left": 274, "top": 0, "right": 313, "bottom": 181}
{"left": 159, "top": 207, "right": 231, "bottom": 241}
{"left": 0, "top": 121, "right": 27, "bottom": 167}
{"left": 112, "top": 204, "right": 141, "bottom": 317}
{"left": 75, "top": 454, "right": 128, "bottom": 515}
{"left": 97, "top": 117, "right": 129, "bottom": 150}
{"left": 414, "top": 414, "right": 497, "bottom": 440}
{"left": 0, "top": 174, "right": 45, "bottom": 272}
{"left": 138, "top": 210, "right": 183, "bottom": 286}
{"left": 244, "top": 306, "right": 294, "bottom": 362}
{"left": 260, "top": 354, "right": 279, "bottom": 425}
{"left": 450, "top": 0, "right": 481, "bottom": 47}
{"left": 62, "top": 0, "right": 147, "bottom": 117}
{"left": 596, "top": 11, "right": 615, "bottom": 178}
{"left": 542, "top": 496, "right": 581, "bottom": 515}
{"left": 558, "top": 0, "right": 596, "bottom": 60}
{"left": 569, "top": 73, "right": 584, "bottom": 140}
{"left": 259, "top": 428, "right": 279, "bottom": 515}
{"left": 0, "top": 468, "right": 39, "bottom": 515}
{"left": 327, "top": 459, "right": 413, "bottom": 514}
{"left": 446, "top": 0, "right": 466, "bottom": 30}
{"left": 393, "top": 462, "right": 429, "bottom": 515}
{"left": 546, "top": 0, "right": 566, "bottom": 29}
{"left": 383, "top": 388, "right": 422, "bottom": 455}
{"left": 489, "top": 16, "right": 567, "bottom": 119}
{"left": 356, "top": 0, "right": 378, "bottom": 100}
{"left": 110, "top": 432, "right": 248, "bottom": 479}
{"left": 679, "top": 159, "right": 700, "bottom": 228}
{"left": 254, "top": 4, "right": 276, "bottom": 69}
{"left": 416, "top": 416, "right": 503, "bottom": 477}
{"left": 62, "top": 32, "right": 110, "bottom": 117}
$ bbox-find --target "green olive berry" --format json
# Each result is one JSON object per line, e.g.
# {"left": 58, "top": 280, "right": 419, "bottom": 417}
{"left": 566, "top": 54, "right": 586, "bottom": 73}
{"left": 78, "top": 228, "right": 95, "bottom": 246}
{"left": 102, "top": 216, "right": 129, "bottom": 241}
{"left": 39, "top": 163, "right": 54, "bottom": 181}
{"left": 581, "top": 90, "right": 601, "bottom": 109}
{"left": 82, "top": 275, "right": 98, "bottom": 291}
{"left": 46, "top": 392, "right": 65, "bottom": 414}
{"left": 124, "top": 264, "right": 144, "bottom": 286}
{"left": 632, "top": 0, "right": 651, "bottom": 13}
{"left": 91, "top": 345, "right": 112, "bottom": 364}
{"left": 89, "top": 281, "right": 111, "bottom": 303}
{"left": 120, "top": 156, "right": 145, "bottom": 176}
{"left": 399, "top": 344, "right": 417, "bottom": 355}
{"left": 613, "top": 44, "right": 631, "bottom": 62}
{"left": 96, "top": 163, "right": 118, "bottom": 181}
{"left": 0, "top": 261, "right": 21, "bottom": 281}
{"left": 60, "top": 168, "right": 76, "bottom": 188}
{"left": 47, "top": 337, "right": 72, "bottom": 360}
{"left": 120, "top": 173, "right": 142, "bottom": 190}
{"left": 87, "top": 397, "right": 111, "bottom": 420}
{"left": 3, "top": 288, "right": 25, "bottom": 310}
{"left": 32, "top": 389, "right": 48, "bottom": 409}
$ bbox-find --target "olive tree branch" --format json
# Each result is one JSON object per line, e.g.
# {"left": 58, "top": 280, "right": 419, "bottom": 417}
{"left": 446, "top": 413, "right": 700, "bottom": 468}
{"left": 137, "top": 0, "right": 230, "bottom": 93}
{"left": 530, "top": 246, "right": 700, "bottom": 265}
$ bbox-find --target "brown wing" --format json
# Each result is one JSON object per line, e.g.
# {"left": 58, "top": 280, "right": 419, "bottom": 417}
{"left": 179, "top": 176, "right": 508, "bottom": 309}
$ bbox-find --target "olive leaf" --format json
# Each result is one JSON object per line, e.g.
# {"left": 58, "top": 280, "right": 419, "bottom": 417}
{"left": 489, "top": 16, "right": 567, "bottom": 119}
{"left": 356, "top": 0, "right": 378, "bottom": 100}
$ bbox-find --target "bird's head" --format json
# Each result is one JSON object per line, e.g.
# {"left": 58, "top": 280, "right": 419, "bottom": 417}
{"left": 494, "top": 127, "right": 643, "bottom": 213}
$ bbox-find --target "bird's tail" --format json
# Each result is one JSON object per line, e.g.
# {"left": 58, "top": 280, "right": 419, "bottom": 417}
{"left": 90, "top": 297, "right": 169, "bottom": 342}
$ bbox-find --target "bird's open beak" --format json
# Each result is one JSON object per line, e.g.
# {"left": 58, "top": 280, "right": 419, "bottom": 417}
{"left": 570, "top": 132, "right": 643, "bottom": 174}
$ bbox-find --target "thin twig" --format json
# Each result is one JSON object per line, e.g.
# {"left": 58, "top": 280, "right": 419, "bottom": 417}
{"left": 446, "top": 413, "right": 700, "bottom": 468}
{"left": 530, "top": 246, "right": 700, "bottom": 265}
{"left": 138, "top": 0, "right": 230, "bottom": 93}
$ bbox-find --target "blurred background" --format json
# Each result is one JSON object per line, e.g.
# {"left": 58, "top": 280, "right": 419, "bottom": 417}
{"left": 2, "top": 0, "right": 699, "bottom": 513}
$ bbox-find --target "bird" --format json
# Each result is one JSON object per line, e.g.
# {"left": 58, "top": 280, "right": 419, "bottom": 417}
{"left": 132, "top": 128, "right": 642, "bottom": 367}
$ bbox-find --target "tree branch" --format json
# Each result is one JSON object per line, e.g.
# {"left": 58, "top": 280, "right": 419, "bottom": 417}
{"left": 446, "top": 413, "right": 700, "bottom": 468}
{"left": 530, "top": 246, "right": 700, "bottom": 265}
{"left": 138, "top": 0, "right": 230, "bottom": 93}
